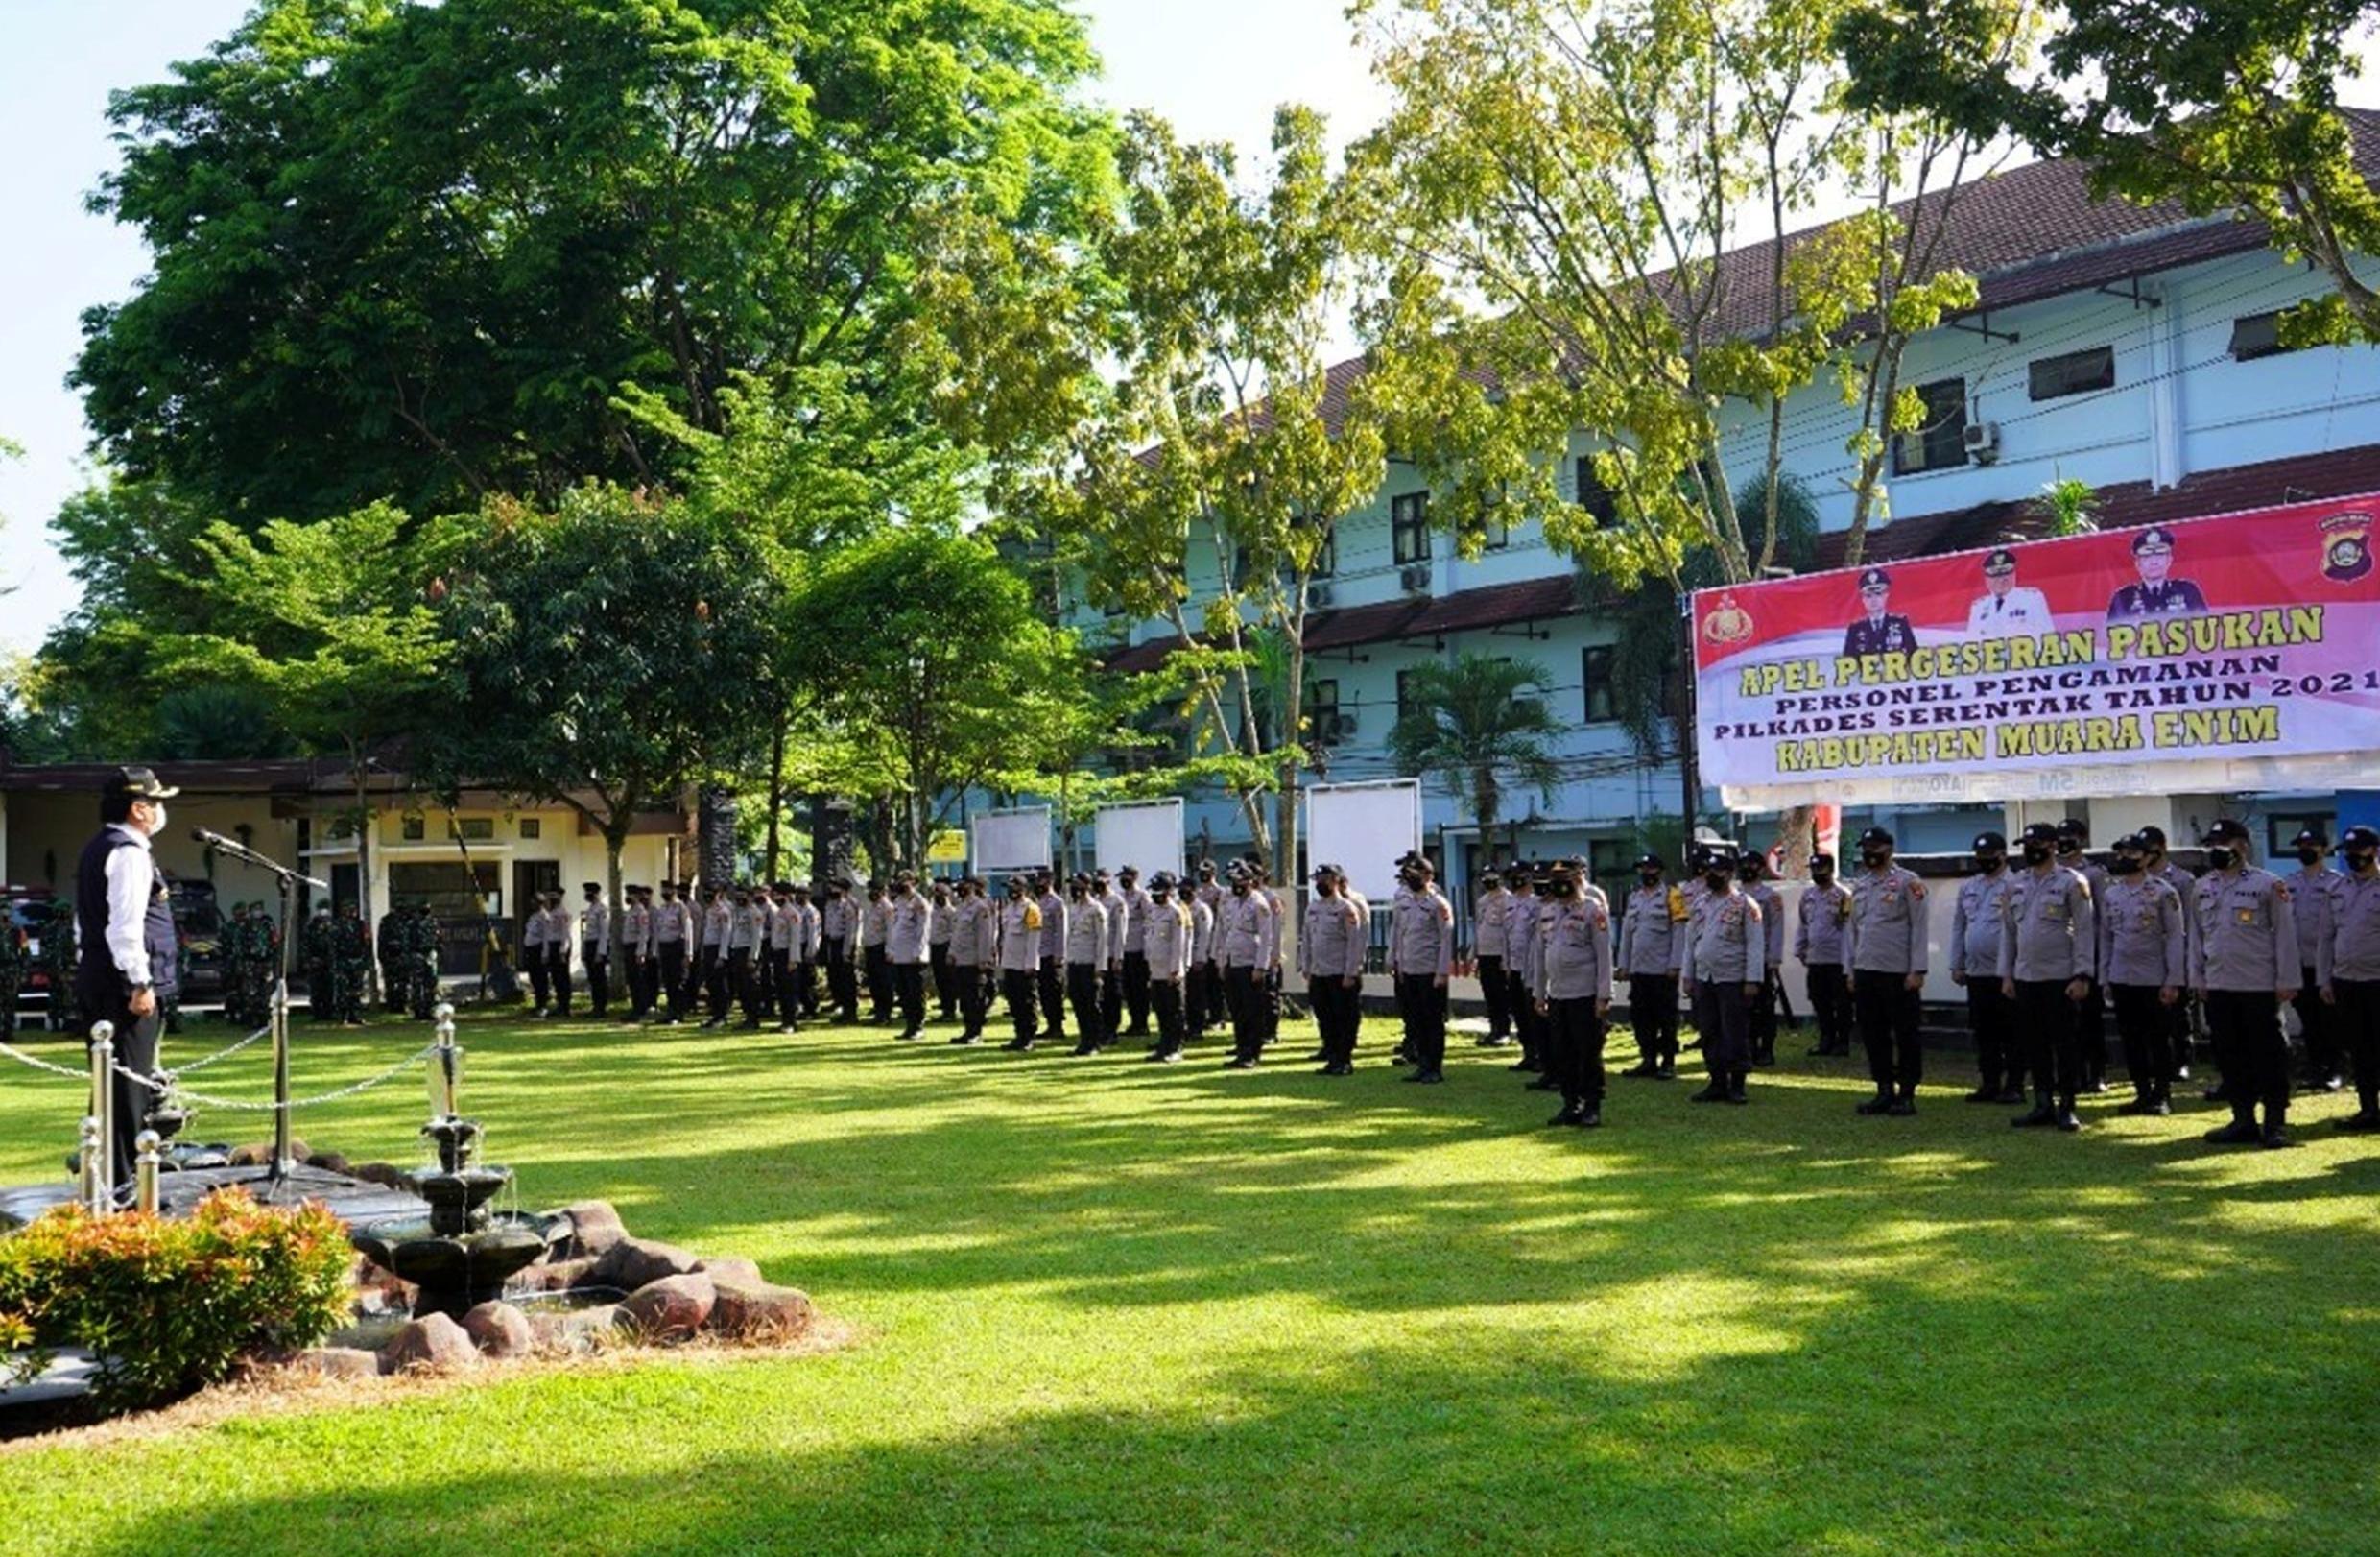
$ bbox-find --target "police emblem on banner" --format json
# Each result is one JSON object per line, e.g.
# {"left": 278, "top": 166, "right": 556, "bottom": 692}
{"left": 2320, "top": 511, "right": 2372, "bottom": 584}
{"left": 1702, "top": 592, "right": 1753, "bottom": 645}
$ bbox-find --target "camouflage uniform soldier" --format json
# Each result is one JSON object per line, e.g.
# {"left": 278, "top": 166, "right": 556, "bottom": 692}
{"left": 39, "top": 899, "right": 76, "bottom": 1032}
{"left": 0, "top": 911, "right": 26, "bottom": 1038}
{"left": 243, "top": 904, "right": 280, "bottom": 1025}
{"left": 407, "top": 904, "right": 442, "bottom": 1019}
{"left": 377, "top": 907, "right": 407, "bottom": 1013}
{"left": 332, "top": 901, "right": 371, "bottom": 1026}
{"left": 302, "top": 905, "right": 336, "bottom": 1022}
{"left": 221, "top": 902, "right": 250, "bottom": 1025}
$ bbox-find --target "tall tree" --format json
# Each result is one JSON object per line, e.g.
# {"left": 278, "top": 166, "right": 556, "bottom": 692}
{"left": 423, "top": 485, "right": 781, "bottom": 950}
{"left": 1839, "top": 0, "right": 2380, "bottom": 346}
{"left": 76, "top": 0, "right": 1110, "bottom": 521}
{"left": 152, "top": 502, "right": 450, "bottom": 991}
{"left": 1386, "top": 654, "right": 1565, "bottom": 870}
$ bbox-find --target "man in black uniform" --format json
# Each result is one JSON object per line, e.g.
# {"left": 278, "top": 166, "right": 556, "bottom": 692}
{"left": 2106, "top": 525, "right": 2208, "bottom": 618}
{"left": 75, "top": 766, "right": 179, "bottom": 1196}
{"left": 1842, "top": 567, "right": 1916, "bottom": 657}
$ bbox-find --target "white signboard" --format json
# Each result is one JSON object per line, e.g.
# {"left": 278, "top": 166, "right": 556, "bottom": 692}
{"left": 1305, "top": 779, "right": 1423, "bottom": 903}
{"left": 970, "top": 807, "right": 1053, "bottom": 874}
{"left": 1094, "top": 798, "right": 1185, "bottom": 878}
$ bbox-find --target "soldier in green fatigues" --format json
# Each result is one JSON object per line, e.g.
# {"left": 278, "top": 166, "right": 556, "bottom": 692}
{"left": 302, "top": 905, "right": 336, "bottom": 1022}
{"left": 0, "top": 913, "right": 25, "bottom": 1038}
{"left": 242, "top": 903, "right": 279, "bottom": 1025}
{"left": 405, "top": 904, "right": 440, "bottom": 1018}
{"left": 377, "top": 908, "right": 407, "bottom": 1014}
{"left": 332, "top": 901, "right": 370, "bottom": 1025}
{"left": 222, "top": 902, "right": 250, "bottom": 1025}
{"left": 38, "top": 898, "right": 75, "bottom": 1032}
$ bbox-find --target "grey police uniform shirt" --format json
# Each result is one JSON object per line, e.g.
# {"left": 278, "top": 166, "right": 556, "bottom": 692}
{"left": 2098, "top": 874, "right": 2186, "bottom": 988}
{"left": 1679, "top": 885, "right": 1766, "bottom": 986}
{"left": 1845, "top": 865, "right": 1929, "bottom": 976}
{"left": 1390, "top": 887, "right": 1455, "bottom": 979}
{"left": 621, "top": 902, "right": 649, "bottom": 957}
{"left": 702, "top": 901, "right": 730, "bottom": 949}
{"left": 1745, "top": 881, "right": 1785, "bottom": 968}
{"left": 1996, "top": 864, "right": 2096, "bottom": 983}
{"left": 948, "top": 898, "right": 994, "bottom": 968}
{"left": 1474, "top": 889, "right": 1510, "bottom": 960}
{"left": 1036, "top": 892, "right": 1067, "bottom": 961}
{"left": 653, "top": 900, "right": 691, "bottom": 946}
{"left": 1506, "top": 895, "right": 1544, "bottom": 988}
{"left": 1101, "top": 889, "right": 1130, "bottom": 968}
{"left": 581, "top": 899, "right": 610, "bottom": 951}
{"left": 1951, "top": 871, "right": 2011, "bottom": 981}
{"left": 1619, "top": 883, "right": 1681, "bottom": 976}
{"left": 1533, "top": 896, "right": 1613, "bottom": 1003}
{"left": 540, "top": 906, "right": 576, "bottom": 961}
{"left": 1796, "top": 880, "right": 1852, "bottom": 968}
{"left": 728, "top": 903, "right": 764, "bottom": 954}
{"left": 1064, "top": 898, "right": 1108, "bottom": 967}
{"left": 1119, "top": 887, "right": 1152, "bottom": 956}
{"left": 1143, "top": 899, "right": 1194, "bottom": 982}
{"left": 861, "top": 899, "right": 890, "bottom": 949}
{"left": 794, "top": 903, "right": 821, "bottom": 961}
{"left": 2323, "top": 873, "right": 2380, "bottom": 983}
{"left": 2288, "top": 864, "right": 2342, "bottom": 972}
{"left": 820, "top": 898, "right": 851, "bottom": 944}
{"left": 888, "top": 892, "right": 932, "bottom": 965}
{"left": 1299, "top": 892, "right": 1368, "bottom": 982}
{"left": 1190, "top": 897, "right": 1216, "bottom": 965}
{"left": 2189, "top": 866, "right": 2298, "bottom": 993}
{"left": 998, "top": 899, "right": 1042, "bottom": 972}
{"left": 1220, "top": 892, "right": 1273, "bottom": 969}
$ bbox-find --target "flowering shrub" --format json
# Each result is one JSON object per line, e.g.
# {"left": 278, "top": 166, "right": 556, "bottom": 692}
{"left": 0, "top": 1188, "right": 352, "bottom": 1412}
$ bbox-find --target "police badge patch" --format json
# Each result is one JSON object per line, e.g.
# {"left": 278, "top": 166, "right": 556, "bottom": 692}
{"left": 2320, "top": 511, "right": 2372, "bottom": 584}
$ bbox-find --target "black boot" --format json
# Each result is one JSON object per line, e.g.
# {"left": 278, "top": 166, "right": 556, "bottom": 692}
{"left": 1726, "top": 1072, "right": 1749, "bottom": 1105}
{"left": 2055, "top": 1096, "right": 2082, "bottom": 1132}
{"left": 1690, "top": 1076, "right": 1728, "bottom": 1103}
{"left": 2203, "top": 1111, "right": 2262, "bottom": 1145}
{"left": 2012, "top": 1091, "right": 2057, "bottom": 1128}
{"left": 1855, "top": 1090, "right": 1893, "bottom": 1115}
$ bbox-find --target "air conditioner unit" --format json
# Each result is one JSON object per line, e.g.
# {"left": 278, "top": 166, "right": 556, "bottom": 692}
{"left": 1399, "top": 563, "right": 1433, "bottom": 595}
{"left": 1308, "top": 582, "right": 1335, "bottom": 610}
{"left": 1963, "top": 420, "right": 2001, "bottom": 463}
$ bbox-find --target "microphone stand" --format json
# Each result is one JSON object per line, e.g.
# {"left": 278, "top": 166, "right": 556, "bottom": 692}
{"left": 193, "top": 828, "right": 327, "bottom": 1187}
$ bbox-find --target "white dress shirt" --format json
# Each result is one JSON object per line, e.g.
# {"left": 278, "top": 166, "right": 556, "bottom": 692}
{"left": 105, "top": 823, "right": 156, "bottom": 986}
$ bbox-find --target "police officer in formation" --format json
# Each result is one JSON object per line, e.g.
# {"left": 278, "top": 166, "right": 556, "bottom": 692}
{"left": 1034, "top": 870, "right": 1068, "bottom": 1044}
{"left": 945, "top": 876, "right": 997, "bottom": 1045}
{"left": 578, "top": 882, "right": 611, "bottom": 1018}
{"left": 1219, "top": 862, "right": 1276, "bottom": 1068}
{"left": 2319, "top": 825, "right": 2380, "bottom": 1131}
{"left": 928, "top": 879, "right": 958, "bottom": 1022}
{"left": 1192, "top": 861, "right": 1226, "bottom": 1035}
{"left": 1951, "top": 831, "right": 2019, "bottom": 1104}
{"left": 1472, "top": 868, "right": 1514, "bottom": 1047}
{"left": 1796, "top": 850, "right": 1853, "bottom": 1058}
{"left": 1999, "top": 821, "right": 2097, "bottom": 1132}
{"left": 886, "top": 872, "right": 932, "bottom": 1041}
{"left": 1616, "top": 855, "right": 1683, "bottom": 1080}
{"left": 859, "top": 879, "right": 893, "bottom": 1024}
{"left": 2286, "top": 826, "right": 2346, "bottom": 1091}
{"left": 1737, "top": 851, "right": 1785, "bottom": 1066}
{"left": 1299, "top": 862, "right": 1368, "bottom": 1075}
{"left": 2055, "top": 818, "right": 2112, "bottom": 1092}
{"left": 1679, "top": 843, "right": 1762, "bottom": 1106}
{"left": 1846, "top": 826, "right": 1929, "bottom": 1115}
{"left": 2193, "top": 819, "right": 2298, "bottom": 1148}
{"left": 998, "top": 875, "right": 1046, "bottom": 1050}
{"left": 1094, "top": 868, "right": 1128, "bottom": 1044}
{"left": 1533, "top": 858, "right": 1614, "bottom": 1124}
{"left": 1390, "top": 854, "right": 1455, "bottom": 1084}
{"left": 1137, "top": 872, "right": 1195, "bottom": 1062}
{"left": 2138, "top": 825, "right": 2202, "bottom": 1079}
{"left": 1502, "top": 862, "right": 1549, "bottom": 1080}
{"left": 1115, "top": 866, "right": 1153, "bottom": 1040}
{"left": 2100, "top": 832, "right": 2186, "bottom": 1115}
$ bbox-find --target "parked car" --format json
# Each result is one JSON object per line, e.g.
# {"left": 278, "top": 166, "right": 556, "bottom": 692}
{"left": 4, "top": 887, "right": 65, "bottom": 1027}
{"left": 168, "top": 877, "right": 226, "bottom": 999}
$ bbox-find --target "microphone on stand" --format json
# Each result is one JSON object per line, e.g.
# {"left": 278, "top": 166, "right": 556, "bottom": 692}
{"left": 192, "top": 826, "right": 239, "bottom": 852}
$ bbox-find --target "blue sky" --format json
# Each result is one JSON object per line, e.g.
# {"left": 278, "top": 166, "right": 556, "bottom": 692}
{"left": 0, "top": 0, "right": 1387, "bottom": 653}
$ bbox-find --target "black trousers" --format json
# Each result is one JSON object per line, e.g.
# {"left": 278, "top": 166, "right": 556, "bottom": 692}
{"left": 1001, "top": 967, "right": 1039, "bottom": 1044}
{"left": 1965, "top": 978, "right": 2014, "bottom": 1091}
{"left": 1807, "top": 962, "right": 1851, "bottom": 1052}
{"left": 1203, "top": 959, "right": 1227, "bottom": 1027}
{"left": 1122, "top": 950, "right": 1152, "bottom": 1035}
{"left": 1628, "top": 972, "right": 1678, "bottom": 1062}
{"left": 1100, "top": 965, "right": 1123, "bottom": 1042}
{"left": 1262, "top": 967, "right": 1283, "bottom": 1042}
{"left": 729, "top": 948, "right": 762, "bottom": 1024}
{"left": 545, "top": 946, "right": 573, "bottom": 1014}
{"left": 582, "top": 945, "right": 609, "bottom": 1016}
{"left": 1397, "top": 972, "right": 1448, "bottom": 1074}
{"left": 823, "top": 937, "right": 857, "bottom": 1018}
{"left": 2014, "top": 978, "right": 2083, "bottom": 1101}
{"left": 1186, "top": 963, "right": 1213, "bottom": 1036}
{"left": 1548, "top": 996, "right": 1607, "bottom": 1107}
{"left": 1308, "top": 975, "right": 1359, "bottom": 1063}
{"left": 1068, "top": 964, "right": 1104, "bottom": 1046}
{"left": 624, "top": 954, "right": 649, "bottom": 1016}
{"left": 2111, "top": 982, "right": 2174, "bottom": 1096}
{"left": 792, "top": 957, "right": 818, "bottom": 1021}
{"left": 1509, "top": 970, "right": 1543, "bottom": 1064}
{"left": 2301, "top": 965, "right": 2341, "bottom": 1081}
{"left": 1152, "top": 978, "right": 1186, "bottom": 1055}
{"left": 84, "top": 998, "right": 161, "bottom": 1191}
{"left": 1037, "top": 958, "right": 1067, "bottom": 1041}
{"left": 1226, "top": 964, "right": 1263, "bottom": 1060}
{"left": 764, "top": 949, "right": 791, "bottom": 1022}
{"left": 2074, "top": 978, "right": 2106, "bottom": 1081}
{"left": 1691, "top": 979, "right": 1750, "bottom": 1076}
{"left": 893, "top": 959, "right": 927, "bottom": 1032}
{"left": 526, "top": 946, "right": 551, "bottom": 1009}
{"left": 381, "top": 955, "right": 405, "bottom": 1013}
{"left": 1748, "top": 974, "right": 1778, "bottom": 1063}
{"left": 1853, "top": 969, "right": 1923, "bottom": 1095}
{"left": 864, "top": 945, "right": 892, "bottom": 1019}
{"left": 702, "top": 947, "right": 730, "bottom": 1020}
{"left": 658, "top": 942, "right": 689, "bottom": 1019}
{"left": 2334, "top": 978, "right": 2380, "bottom": 1111}
{"left": 2206, "top": 988, "right": 2290, "bottom": 1123}
{"left": 930, "top": 943, "right": 956, "bottom": 1017}
{"left": 1478, "top": 954, "right": 1510, "bottom": 1039}
{"left": 958, "top": 963, "right": 990, "bottom": 1037}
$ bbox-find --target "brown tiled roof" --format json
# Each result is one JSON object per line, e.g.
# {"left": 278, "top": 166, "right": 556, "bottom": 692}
{"left": 1813, "top": 442, "right": 2380, "bottom": 569}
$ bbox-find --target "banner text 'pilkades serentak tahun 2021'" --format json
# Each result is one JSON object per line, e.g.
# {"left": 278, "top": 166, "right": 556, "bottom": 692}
{"left": 1690, "top": 492, "right": 2380, "bottom": 813}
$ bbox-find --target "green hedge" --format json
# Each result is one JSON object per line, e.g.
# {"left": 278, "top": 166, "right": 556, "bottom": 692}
{"left": 0, "top": 1188, "right": 353, "bottom": 1413}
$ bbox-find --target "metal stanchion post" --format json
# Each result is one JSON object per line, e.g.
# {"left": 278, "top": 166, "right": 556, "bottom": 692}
{"left": 88, "top": 1021, "right": 116, "bottom": 1214}
{"left": 134, "top": 1131, "right": 162, "bottom": 1214}
{"left": 78, "top": 1118, "right": 104, "bottom": 1215}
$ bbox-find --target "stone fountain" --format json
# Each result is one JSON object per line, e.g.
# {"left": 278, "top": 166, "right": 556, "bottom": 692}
{"left": 349, "top": 1006, "right": 553, "bottom": 1321}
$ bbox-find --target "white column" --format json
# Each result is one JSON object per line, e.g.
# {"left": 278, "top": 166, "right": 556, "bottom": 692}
{"left": 2145, "top": 281, "right": 2184, "bottom": 491}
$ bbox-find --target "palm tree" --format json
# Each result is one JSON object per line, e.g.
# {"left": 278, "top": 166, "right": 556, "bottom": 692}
{"left": 1387, "top": 653, "right": 1564, "bottom": 859}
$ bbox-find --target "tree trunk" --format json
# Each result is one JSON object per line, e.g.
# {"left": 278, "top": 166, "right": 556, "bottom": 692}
{"left": 606, "top": 820, "right": 629, "bottom": 970}
{"left": 352, "top": 759, "right": 379, "bottom": 1005}
{"left": 763, "top": 719, "right": 787, "bottom": 879}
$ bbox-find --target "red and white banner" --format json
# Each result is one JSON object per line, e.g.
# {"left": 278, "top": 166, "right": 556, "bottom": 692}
{"left": 1691, "top": 492, "right": 2380, "bottom": 811}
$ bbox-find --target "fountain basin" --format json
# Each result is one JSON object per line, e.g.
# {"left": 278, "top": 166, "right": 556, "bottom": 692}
{"left": 351, "top": 1210, "right": 558, "bottom": 1321}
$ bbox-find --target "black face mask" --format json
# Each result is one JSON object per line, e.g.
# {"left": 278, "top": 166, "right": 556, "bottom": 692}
{"left": 2207, "top": 847, "right": 2239, "bottom": 870}
{"left": 2021, "top": 843, "right": 2052, "bottom": 866}
{"left": 1861, "top": 849, "right": 1888, "bottom": 868}
{"left": 1703, "top": 869, "right": 1730, "bottom": 891}
{"left": 1811, "top": 869, "right": 1833, "bottom": 884}
{"left": 2297, "top": 847, "right": 2322, "bottom": 865}
{"left": 1638, "top": 870, "right": 1661, "bottom": 886}
{"left": 1400, "top": 872, "right": 1423, "bottom": 889}
{"left": 2347, "top": 850, "right": 2377, "bottom": 874}
{"left": 1976, "top": 853, "right": 2005, "bottom": 873}
{"left": 2109, "top": 855, "right": 2142, "bottom": 875}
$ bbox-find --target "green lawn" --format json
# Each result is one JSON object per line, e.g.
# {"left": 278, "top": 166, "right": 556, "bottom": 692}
{"left": 1, "top": 1006, "right": 2375, "bottom": 1555}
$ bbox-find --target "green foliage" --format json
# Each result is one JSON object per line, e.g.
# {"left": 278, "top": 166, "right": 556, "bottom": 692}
{"left": 152, "top": 684, "right": 295, "bottom": 761}
{"left": 75, "top": 0, "right": 1111, "bottom": 521}
{"left": 0, "top": 1189, "right": 352, "bottom": 1414}
{"left": 1387, "top": 653, "right": 1565, "bottom": 845}
{"left": 2034, "top": 475, "right": 2101, "bottom": 538}
{"left": 1839, "top": 0, "right": 2380, "bottom": 345}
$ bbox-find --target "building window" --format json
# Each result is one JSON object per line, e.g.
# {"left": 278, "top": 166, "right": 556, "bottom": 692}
{"left": 1392, "top": 491, "right": 1431, "bottom": 564}
{"left": 1307, "top": 529, "right": 1337, "bottom": 579}
{"left": 1574, "top": 457, "right": 1617, "bottom": 528}
{"left": 1304, "top": 678, "right": 1343, "bottom": 744}
{"left": 1892, "top": 377, "right": 1968, "bottom": 475}
{"left": 1588, "top": 839, "right": 1634, "bottom": 901}
{"left": 2267, "top": 813, "right": 2332, "bottom": 858}
{"left": 2028, "top": 346, "right": 2115, "bottom": 400}
{"left": 2229, "top": 310, "right": 2304, "bottom": 362}
{"left": 453, "top": 817, "right": 496, "bottom": 843}
{"left": 1582, "top": 645, "right": 1617, "bottom": 724}
{"left": 516, "top": 817, "right": 540, "bottom": 841}
{"left": 400, "top": 816, "right": 426, "bottom": 842}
